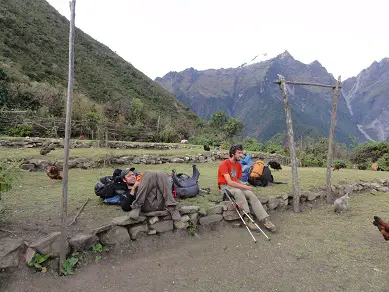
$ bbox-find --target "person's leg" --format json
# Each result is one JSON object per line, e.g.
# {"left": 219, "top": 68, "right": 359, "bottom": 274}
{"left": 155, "top": 171, "right": 181, "bottom": 220}
{"left": 222, "top": 186, "right": 250, "bottom": 213}
{"left": 243, "top": 190, "right": 276, "bottom": 232}
{"left": 130, "top": 170, "right": 156, "bottom": 218}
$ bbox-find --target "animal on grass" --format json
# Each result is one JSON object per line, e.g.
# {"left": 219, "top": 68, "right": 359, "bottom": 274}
{"left": 203, "top": 145, "right": 210, "bottom": 151}
{"left": 268, "top": 161, "right": 282, "bottom": 170}
{"left": 333, "top": 193, "right": 349, "bottom": 213}
{"left": 332, "top": 162, "right": 346, "bottom": 171}
{"left": 44, "top": 165, "right": 62, "bottom": 184}
{"left": 372, "top": 216, "right": 389, "bottom": 241}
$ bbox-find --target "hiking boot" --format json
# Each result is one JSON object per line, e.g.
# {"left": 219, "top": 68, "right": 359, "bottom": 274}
{"left": 129, "top": 208, "right": 140, "bottom": 219}
{"left": 261, "top": 217, "right": 276, "bottom": 232}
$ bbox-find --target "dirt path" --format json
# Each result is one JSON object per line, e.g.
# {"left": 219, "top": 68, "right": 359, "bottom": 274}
{"left": 3, "top": 193, "right": 389, "bottom": 292}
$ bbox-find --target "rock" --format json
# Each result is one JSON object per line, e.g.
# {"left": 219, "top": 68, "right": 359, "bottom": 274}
{"left": 307, "top": 192, "right": 319, "bottom": 201}
{"left": 30, "top": 232, "right": 68, "bottom": 257}
{"left": 151, "top": 220, "right": 174, "bottom": 233}
{"left": 111, "top": 215, "right": 145, "bottom": 226}
{"left": 344, "top": 184, "right": 354, "bottom": 194}
{"left": 0, "top": 237, "right": 24, "bottom": 269}
{"left": 170, "top": 158, "right": 184, "bottom": 163}
{"left": 179, "top": 205, "right": 200, "bottom": 214}
{"left": 371, "top": 189, "right": 378, "bottom": 195}
{"left": 129, "top": 225, "right": 148, "bottom": 240}
{"left": 189, "top": 213, "right": 199, "bottom": 223}
{"left": 222, "top": 210, "right": 240, "bottom": 221}
{"left": 378, "top": 187, "right": 389, "bottom": 192}
{"left": 69, "top": 234, "right": 99, "bottom": 251}
{"left": 147, "top": 230, "right": 157, "bottom": 235}
{"left": 20, "top": 164, "right": 35, "bottom": 171}
{"left": 199, "top": 215, "right": 223, "bottom": 225}
{"left": 142, "top": 210, "right": 169, "bottom": 217}
{"left": 220, "top": 201, "right": 235, "bottom": 211}
{"left": 268, "top": 197, "right": 279, "bottom": 210}
{"left": 92, "top": 224, "right": 112, "bottom": 235}
{"left": 208, "top": 205, "right": 223, "bottom": 215}
{"left": 174, "top": 221, "right": 189, "bottom": 229}
{"left": 370, "top": 183, "right": 381, "bottom": 190}
{"left": 181, "top": 215, "right": 190, "bottom": 222}
{"left": 148, "top": 216, "right": 159, "bottom": 225}
{"left": 100, "top": 226, "right": 130, "bottom": 245}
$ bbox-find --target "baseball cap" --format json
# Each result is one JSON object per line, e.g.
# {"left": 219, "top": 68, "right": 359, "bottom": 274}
{"left": 120, "top": 167, "right": 136, "bottom": 179}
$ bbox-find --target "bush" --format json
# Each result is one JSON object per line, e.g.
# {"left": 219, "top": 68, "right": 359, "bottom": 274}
{"left": 300, "top": 154, "right": 325, "bottom": 167}
{"left": 377, "top": 153, "right": 389, "bottom": 171}
{"left": 243, "top": 137, "right": 262, "bottom": 152}
{"left": 7, "top": 123, "right": 32, "bottom": 137}
{"left": 351, "top": 142, "right": 389, "bottom": 164}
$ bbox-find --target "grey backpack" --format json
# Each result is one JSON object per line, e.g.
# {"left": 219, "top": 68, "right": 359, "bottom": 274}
{"left": 172, "top": 164, "right": 200, "bottom": 198}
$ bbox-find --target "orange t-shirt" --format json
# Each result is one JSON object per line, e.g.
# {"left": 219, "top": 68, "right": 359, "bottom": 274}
{"left": 218, "top": 158, "right": 242, "bottom": 188}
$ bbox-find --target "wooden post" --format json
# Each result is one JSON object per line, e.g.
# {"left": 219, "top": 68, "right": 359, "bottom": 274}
{"left": 277, "top": 74, "right": 301, "bottom": 212}
{"left": 59, "top": 0, "right": 76, "bottom": 274}
{"left": 326, "top": 76, "right": 341, "bottom": 204}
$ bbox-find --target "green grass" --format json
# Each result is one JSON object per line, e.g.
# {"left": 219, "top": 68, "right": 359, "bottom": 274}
{"left": 0, "top": 146, "right": 208, "bottom": 161}
{"left": 2, "top": 160, "right": 388, "bottom": 242}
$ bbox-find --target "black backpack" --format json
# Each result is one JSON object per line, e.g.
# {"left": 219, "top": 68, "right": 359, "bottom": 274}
{"left": 248, "top": 165, "right": 274, "bottom": 187}
{"left": 94, "top": 168, "right": 123, "bottom": 199}
{"left": 172, "top": 164, "right": 200, "bottom": 198}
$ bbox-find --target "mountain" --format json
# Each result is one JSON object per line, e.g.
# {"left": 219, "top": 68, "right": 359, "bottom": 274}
{"left": 156, "top": 51, "right": 365, "bottom": 144}
{"left": 342, "top": 58, "right": 389, "bottom": 142}
{"left": 0, "top": 0, "right": 201, "bottom": 140}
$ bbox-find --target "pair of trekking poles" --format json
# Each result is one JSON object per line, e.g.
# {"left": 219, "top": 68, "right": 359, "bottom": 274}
{"left": 223, "top": 189, "right": 271, "bottom": 243}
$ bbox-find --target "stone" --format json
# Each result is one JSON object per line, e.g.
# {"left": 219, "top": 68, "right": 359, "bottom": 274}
{"left": 378, "top": 187, "right": 389, "bottom": 192}
{"left": 174, "top": 221, "right": 189, "bottom": 229}
{"left": 20, "top": 164, "right": 35, "bottom": 171}
{"left": 199, "top": 214, "right": 223, "bottom": 225}
{"left": 151, "top": 220, "right": 174, "bottom": 233}
{"left": 129, "top": 224, "right": 148, "bottom": 240}
{"left": 148, "top": 216, "right": 159, "bottom": 225}
{"left": 220, "top": 201, "right": 235, "bottom": 211}
{"left": 222, "top": 210, "right": 240, "bottom": 221}
{"left": 179, "top": 205, "right": 200, "bottom": 214}
{"left": 92, "top": 224, "right": 112, "bottom": 235}
{"left": 100, "top": 226, "right": 130, "bottom": 245}
{"left": 30, "top": 232, "right": 69, "bottom": 257}
{"left": 307, "top": 192, "right": 319, "bottom": 201}
{"left": 208, "top": 205, "right": 223, "bottom": 215}
{"left": 371, "top": 189, "right": 378, "bottom": 195}
{"left": 111, "top": 215, "right": 145, "bottom": 226}
{"left": 0, "top": 237, "right": 24, "bottom": 269}
{"left": 189, "top": 213, "right": 199, "bottom": 223}
{"left": 268, "top": 197, "right": 279, "bottom": 210}
{"left": 142, "top": 210, "right": 169, "bottom": 217}
{"left": 181, "top": 215, "right": 190, "bottom": 222}
{"left": 147, "top": 230, "right": 157, "bottom": 235}
{"left": 69, "top": 234, "right": 99, "bottom": 251}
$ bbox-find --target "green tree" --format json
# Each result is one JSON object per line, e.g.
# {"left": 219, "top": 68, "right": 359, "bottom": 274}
{"left": 224, "top": 118, "right": 244, "bottom": 138}
{"left": 210, "top": 111, "right": 229, "bottom": 129}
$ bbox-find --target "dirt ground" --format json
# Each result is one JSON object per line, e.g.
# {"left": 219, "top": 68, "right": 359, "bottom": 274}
{"left": 2, "top": 191, "right": 389, "bottom": 292}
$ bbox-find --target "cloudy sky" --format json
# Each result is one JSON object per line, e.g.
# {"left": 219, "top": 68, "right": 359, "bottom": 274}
{"left": 46, "top": 0, "right": 388, "bottom": 81}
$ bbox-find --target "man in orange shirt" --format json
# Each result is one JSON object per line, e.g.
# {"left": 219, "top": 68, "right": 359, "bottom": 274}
{"left": 218, "top": 144, "right": 276, "bottom": 232}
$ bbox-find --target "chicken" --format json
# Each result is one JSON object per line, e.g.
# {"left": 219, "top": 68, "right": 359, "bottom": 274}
{"left": 373, "top": 216, "right": 389, "bottom": 241}
{"left": 333, "top": 193, "right": 349, "bottom": 213}
{"left": 268, "top": 161, "right": 282, "bottom": 170}
{"left": 44, "top": 165, "right": 62, "bottom": 184}
{"left": 332, "top": 162, "right": 346, "bottom": 171}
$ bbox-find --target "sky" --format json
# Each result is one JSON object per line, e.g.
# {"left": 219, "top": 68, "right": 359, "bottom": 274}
{"left": 46, "top": 0, "right": 388, "bottom": 81}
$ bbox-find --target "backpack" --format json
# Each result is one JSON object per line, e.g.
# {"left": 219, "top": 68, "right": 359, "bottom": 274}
{"left": 171, "top": 164, "right": 200, "bottom": 198}
{"left": 248, "top": 160, "right": 274, "bottom": 187}
{"left": 94, "top": 168, "right": 123, "bottom": 199}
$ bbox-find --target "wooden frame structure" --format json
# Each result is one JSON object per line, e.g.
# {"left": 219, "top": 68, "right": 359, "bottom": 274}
{"left": 274, "top": 75, "right": 342, "bottom": 212}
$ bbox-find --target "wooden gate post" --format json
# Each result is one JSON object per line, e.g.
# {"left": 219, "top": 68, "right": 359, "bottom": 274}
{"left": 277, "top": 74, "right": 301, "bottom": 212}
{"left": 326, "top": 76, "right": 341, "bottom": 203}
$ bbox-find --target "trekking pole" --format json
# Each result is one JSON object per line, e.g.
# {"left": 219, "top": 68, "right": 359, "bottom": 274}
{"left": 223, "top": 190, "right": 257, "bottom": 243}
{"left": 239, "top": 209, "right": 270, "bottom": 241}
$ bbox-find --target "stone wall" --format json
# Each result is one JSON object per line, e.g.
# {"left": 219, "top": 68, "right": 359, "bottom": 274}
{"left": 2, "top": 179, "right": 388, "bottom": 270}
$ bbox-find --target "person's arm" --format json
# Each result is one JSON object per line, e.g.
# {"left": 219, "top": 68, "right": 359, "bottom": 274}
{"left": 129, "top": 180, "right": 140, "bottom": 196}
{"left": 223, "top": 173, "right": 252, "bottom": 190}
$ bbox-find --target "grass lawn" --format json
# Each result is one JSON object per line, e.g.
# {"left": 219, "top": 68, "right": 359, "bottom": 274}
{"left": 1, "top": 160, "right": 388, "bottom": 242}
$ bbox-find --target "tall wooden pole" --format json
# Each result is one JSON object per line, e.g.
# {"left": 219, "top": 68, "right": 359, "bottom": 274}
{"left": 60, "top": 0, "right": 76, "bottom": 274}
{"left": 277, "top": 74, "right": 300, "bottom": 212}
{"left": 326, "top": 76, "right": 341, "bottom": 204}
